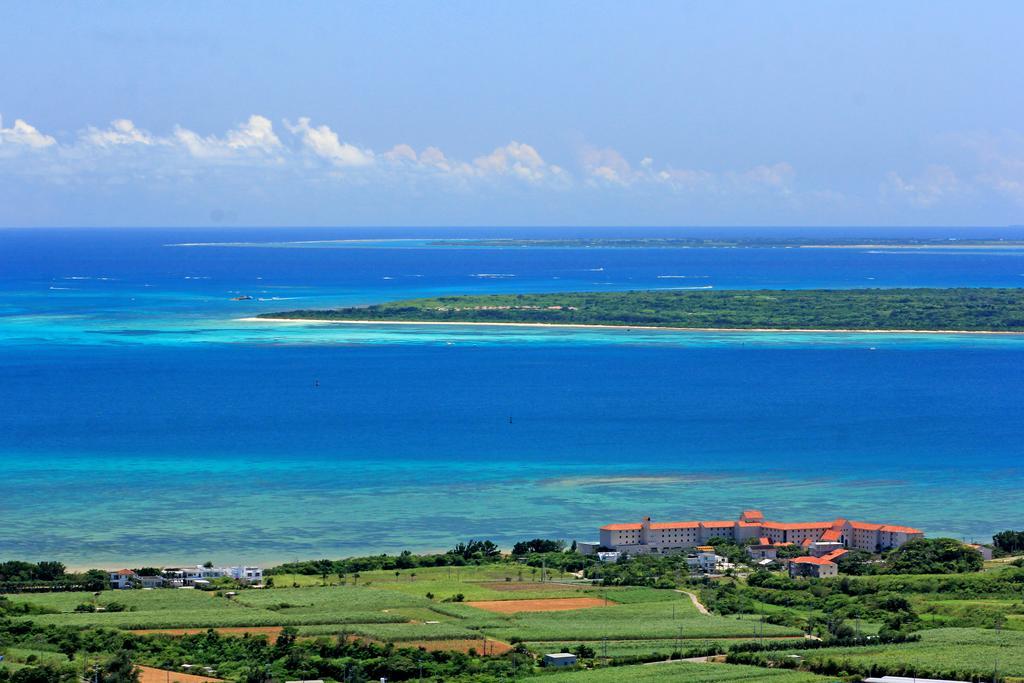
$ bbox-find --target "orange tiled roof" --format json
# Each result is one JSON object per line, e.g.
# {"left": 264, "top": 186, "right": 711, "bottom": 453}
{"left": 601, "top": 523, "right": 642, "bottom": 531}
{"left": 849, "top": 521, "right": 883, "bottom": 531}
{"left": 801, "top": 538, "right": 814, "bottom": 547}
{"left": 820, "top": 529, "right": 842, "bottom": 542}
{"left": 821, "top": 549, "right": 848, "bottom": 562}
{"left": 114, "top": 569, "right": 136, "bottom": 575}
{"left": 741, "top": 509, "right": 764, "bottom": 519}
{"left": 792, "top": 556, "right": 836, "bottom": 566}
{"left": 700, "top": 521, "right": 737, "bottom": 527}
{"left": 759, "top": 536, "right": 771, "bottom": 545}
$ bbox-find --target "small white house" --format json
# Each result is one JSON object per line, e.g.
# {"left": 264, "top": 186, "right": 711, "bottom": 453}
{"left": 543, "top": 653, "right": 578, "bottom": 667}
{"left": 687, "top": 548, "right": 733, "bottom": 573}
{"left": 108, "top": 569, "right": 138, "bottom": 590}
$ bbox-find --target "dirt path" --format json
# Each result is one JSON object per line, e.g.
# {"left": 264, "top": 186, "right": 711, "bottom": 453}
{"left": 468, "top": 597, "right": 610, "bottom": 613}
{"left": 136, "top": 665, "right": 222, "bottom": 683}
{"left": 674, "top": 589, "right": 710, "bottom": 615}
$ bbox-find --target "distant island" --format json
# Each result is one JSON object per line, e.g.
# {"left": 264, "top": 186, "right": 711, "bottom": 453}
{"left": 257, "top": 287, "right": 1024, "bottom": 332}
{"left": 424, "top": 237, "right": 1024, "bottom": 249}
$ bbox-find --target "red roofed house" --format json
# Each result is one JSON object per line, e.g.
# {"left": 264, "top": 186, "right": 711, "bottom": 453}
{"left": 789, "top": 556, "right": 839, "bottom": 579}
{"left": 599, "top": 510, "right": 923, "bottom": 556}
{"left": 108, "top": 569, "right": 138, "bottom": 590}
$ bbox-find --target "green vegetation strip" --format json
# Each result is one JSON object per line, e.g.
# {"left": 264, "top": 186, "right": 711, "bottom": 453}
{"left": 527, "top": 661, "right": 831, "bottom": 682}
{"left": 261, "top": 288, "right": 1024, "bottom": 332}
{"left": 728, "top": 627, "right": 1024, "bottom": 678}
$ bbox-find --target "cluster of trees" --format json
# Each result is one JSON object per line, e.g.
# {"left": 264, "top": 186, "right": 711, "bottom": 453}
{"left": 0, "top": 561, "right": 107, "bottom": 593}
{"left": 711, "top": 571, "right": 923, "bottom": 635}
{"left": 0, "top": 615, "right": 539, "bottom": 683}
{"left": 267, "top": 538, "right": 588, "bottom": 581}
{"left": 510, "top": 539, "right": 566, "bottom": 556}
{"left": 264, "top": 288, "right": 1024, "bottom": 332}
{"left": 0, "top": 562, "right": 67, "bottom": 583}
{"left": 884, "top": 538, "right": 984, "bottom": 575}
{"left": 992, "top": 529, "right": 1024, "bottom": 555}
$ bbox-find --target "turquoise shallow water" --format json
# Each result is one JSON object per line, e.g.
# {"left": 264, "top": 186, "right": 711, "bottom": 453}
{"left": 1, "top": 228, "right": 1023, "bottom": 565}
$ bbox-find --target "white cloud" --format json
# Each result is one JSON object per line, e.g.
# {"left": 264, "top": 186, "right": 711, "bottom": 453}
{"left": 738, "top": 162, "right": 795, "bottom": 191}
{"left": 473, "top": 141, "right": 564, "bottom": 182}
{"left": 582, "top": 144, "right": 791, "bottom": 195}
{"left": 83, "top": 119, "right": 155, "bottom": 147}
{"left": 884, "top": 165, "right": 960, "bottom": 207}
{"left": 581, "top": 145, "right": 633, "bottom": 184}
{"left": 174, "top": 115, "right": 282, "bottom": 158}
{"left": 383, "top": 143, "right": 417, "bottom": 163}
{"left": 0, "top": 113, "right": 826, "bottom": 219}
{"left": 285, "top": 117, "right": 374, "bottom": 166}
{"left": 225, "top": 115, "right": 281, "bottom": 152}
{"left": 419, "top": 146, "right": 453, "bottom": 172}
{"left": 0, "top": 116, "right": 56, "bottom": 148}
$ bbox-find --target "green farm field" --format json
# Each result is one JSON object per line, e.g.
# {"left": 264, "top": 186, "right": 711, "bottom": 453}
{"left": 524, "top": 661, "right": 832, "bottom": 682}
{"left": 5, "top": 581, "right": 798, "bottom": 649}
{"left": 735, "top": 627, "right": 1024, "bottom": 679}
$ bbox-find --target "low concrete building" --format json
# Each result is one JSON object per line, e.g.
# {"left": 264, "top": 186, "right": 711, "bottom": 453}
{"left": 789, "top": 556, "right": 838, "bottom": 579}
{"left": 809, "top": 541, "right": 846, "bottom": 557}
{"left": 966, "top": 543, "right": 993, "bottom": 561}
{"left": 687, "top": 547, "right": 733, "bottom": 573}
{"left": 748, "top": 536, "right": 791, "bottom": 560}
{"left": 138, "top": 574, "right": 165, "bottom": 589}
{"left": 542, "top": 653, "right": 578, "bottom": 667}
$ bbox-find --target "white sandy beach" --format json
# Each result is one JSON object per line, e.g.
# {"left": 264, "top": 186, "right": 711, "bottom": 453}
{"left": 239, "top": 317, "right": 1024, "bottom": 336}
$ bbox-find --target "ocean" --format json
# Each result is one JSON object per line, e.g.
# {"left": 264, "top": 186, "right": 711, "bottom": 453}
{"left": 1, "top": 227, "right": 1023, "bottom": 566}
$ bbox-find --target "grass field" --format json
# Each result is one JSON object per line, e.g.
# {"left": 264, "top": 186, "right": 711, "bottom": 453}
{"left": 5, "top": 581, "right": 800, "bottom": 651}
{"left": 524, "top": 661, "right": 831, "bottom": 682}
{"left": 522, "top": 637, "right": 796, "bottom": 658}
{"left": 271, "top": 564, "right": 593, "bottom": 601}
{"left": 747, "top": 627, "right": 1024, "bottom": 678}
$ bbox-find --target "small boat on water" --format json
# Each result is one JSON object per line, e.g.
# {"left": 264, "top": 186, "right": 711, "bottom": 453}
{"left": 231, "top": 295, "right": 254, "bottom": 301}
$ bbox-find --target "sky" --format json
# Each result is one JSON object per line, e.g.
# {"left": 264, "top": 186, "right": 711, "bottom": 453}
{"left": 1, "top": 1, "right": 1023, "bottom": 228}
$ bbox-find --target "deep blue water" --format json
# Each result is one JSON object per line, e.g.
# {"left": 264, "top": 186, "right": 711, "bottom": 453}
{"left": 1, "top": 228, "right": 1023, "bottom": 564}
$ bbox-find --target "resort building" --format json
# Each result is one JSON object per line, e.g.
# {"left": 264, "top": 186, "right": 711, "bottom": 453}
{"left": 599, "top": 510, "right": 923, "bottom": 556}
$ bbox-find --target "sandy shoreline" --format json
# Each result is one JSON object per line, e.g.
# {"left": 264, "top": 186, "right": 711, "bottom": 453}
{"left": 239, "top": 317, "right": 1024, "bottom": 336}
